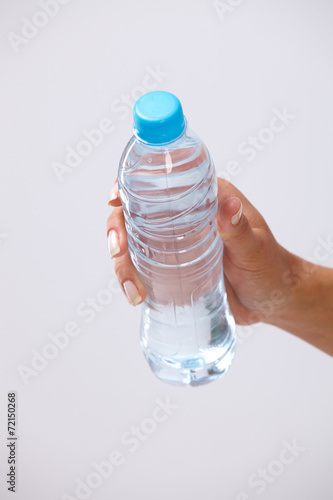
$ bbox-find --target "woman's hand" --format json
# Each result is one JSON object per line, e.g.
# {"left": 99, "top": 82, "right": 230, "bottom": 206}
{"left": 106, "top": 178, "right": 291, "bottom": 322}
{"left": 107, "top": 178, "right": 333, "bottom": 355}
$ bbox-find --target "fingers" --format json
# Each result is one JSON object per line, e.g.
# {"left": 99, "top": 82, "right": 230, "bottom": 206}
{"left": 106, "top": 207, "right": 128, "bottom": 258}
{"left": 107, "top": 181, "right": 146, "bottom": 305}
{"left": 107, "top": 180, "right": 122, "bottom": 207}
{"left": 113, "top": 252, "right": 147, "bottom": 306}
{"left": 217, "top": 195, "right": 264, "bottom": 267}
{"left": 217, "top": 178, "right": 264, "bottom": 229}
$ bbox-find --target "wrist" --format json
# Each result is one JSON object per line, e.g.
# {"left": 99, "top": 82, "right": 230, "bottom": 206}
{"left": 267, "top": 249, "right": 333, "bottom": 355}
{"left": 268, "top": 249, "right": 313, "bottom": 324}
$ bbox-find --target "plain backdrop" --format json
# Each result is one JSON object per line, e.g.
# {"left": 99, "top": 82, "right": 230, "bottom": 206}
{"left": 1, "top": 1, "right": 333, "bottom": 499}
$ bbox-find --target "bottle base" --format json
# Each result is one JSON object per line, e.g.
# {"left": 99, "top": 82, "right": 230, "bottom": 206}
{"left": 143, "top": 340, "right": 236, "bottom": 387}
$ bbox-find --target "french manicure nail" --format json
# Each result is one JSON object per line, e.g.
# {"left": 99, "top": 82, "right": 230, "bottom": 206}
{"left": 108, "top": 183, "right": 118, "bottom": 205}
{"left": 231, "top": 201, "right": 243, "bottom": 226}
{"left": 123, "top": 280, "right": 142, "bottom": 306}
{"left": 108, "top": 230, "right": 120, "bottom": 258}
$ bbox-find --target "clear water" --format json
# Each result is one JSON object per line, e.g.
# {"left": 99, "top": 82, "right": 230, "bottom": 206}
{"left": 118, "top": 128, "right": 236, "bottom": 386}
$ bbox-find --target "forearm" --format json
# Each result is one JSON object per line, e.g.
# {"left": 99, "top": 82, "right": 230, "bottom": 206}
{"left": 269, "top": 252, "right": 333, "bottom": 355}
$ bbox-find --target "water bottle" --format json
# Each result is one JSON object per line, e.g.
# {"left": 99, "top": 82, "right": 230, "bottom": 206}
{"left": 118, "top": 91, "right": 236, "bottom": 386}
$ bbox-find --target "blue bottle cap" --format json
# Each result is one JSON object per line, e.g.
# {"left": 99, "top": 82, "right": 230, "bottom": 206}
{"left": 133, "top": 91, "right": 186, "bottom": 144}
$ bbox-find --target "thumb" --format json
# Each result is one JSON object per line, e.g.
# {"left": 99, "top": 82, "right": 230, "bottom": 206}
{"left": 217, "top": 197, "right": 259, "bottom": 261}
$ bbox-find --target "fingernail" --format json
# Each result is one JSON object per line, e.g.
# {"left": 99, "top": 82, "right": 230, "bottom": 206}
{"left": 108, "top": 230, "right": 120, "bottom": 258}
{"left": 108, "top": 183, "right": 118, "bottom": 205}
{"left": 123, "top": 280, "right": 142, "bottom": 306}
{"left": 231, "top": 201, "right": 243, "bottom": 226}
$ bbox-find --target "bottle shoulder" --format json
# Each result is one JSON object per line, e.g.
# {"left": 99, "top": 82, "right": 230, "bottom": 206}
{"left": 119, "top": 128, "right": 205, "bottom": 173}
{"left": 117, "top": 127, "right": 217, "bottom": 224}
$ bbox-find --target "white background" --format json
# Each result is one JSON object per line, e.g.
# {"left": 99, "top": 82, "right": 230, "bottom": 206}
{"left": 1, "top": 1, "right": 333, "bottom": 499}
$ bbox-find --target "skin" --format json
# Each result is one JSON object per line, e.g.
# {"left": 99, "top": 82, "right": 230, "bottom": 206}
{"left": 107, "top": 178, "right": 333, "bottom": 356}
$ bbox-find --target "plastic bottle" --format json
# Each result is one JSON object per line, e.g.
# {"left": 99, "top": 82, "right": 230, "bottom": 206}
{"left": 118, "top": 91, "right": 236, "bottom": 386}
